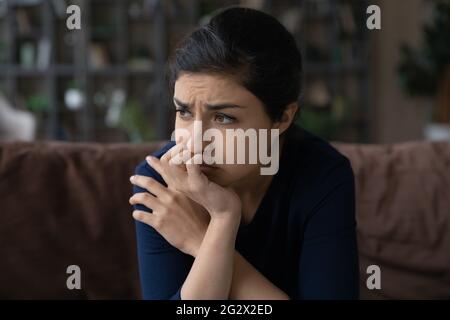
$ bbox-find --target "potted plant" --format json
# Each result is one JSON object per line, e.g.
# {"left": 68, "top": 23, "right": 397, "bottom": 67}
{"left": 398, "top": 0, "right": 450, "bottom": 140}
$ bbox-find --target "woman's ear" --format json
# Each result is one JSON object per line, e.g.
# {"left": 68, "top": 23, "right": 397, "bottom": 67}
{"left": 273, "top": 102, "right": 298, "bottom": 134}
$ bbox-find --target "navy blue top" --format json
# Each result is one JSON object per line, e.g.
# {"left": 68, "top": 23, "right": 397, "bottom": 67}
{"left": 133, "top": 125, "right": 359, "bottom": 300}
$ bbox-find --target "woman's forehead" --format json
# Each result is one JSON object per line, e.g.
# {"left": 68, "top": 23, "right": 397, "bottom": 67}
{"left": 174, "top": 73, "right": 261, "bottom": 107}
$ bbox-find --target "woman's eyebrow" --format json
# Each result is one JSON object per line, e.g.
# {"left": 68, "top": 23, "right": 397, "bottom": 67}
{"left": 173, "top": 98, "right": 245, "bottom": 110}
{"left": 205, "top": 103, "right": 245, "bottom": 110}
{"left": 173, "top": 98, "right": 189, "bottom": 109}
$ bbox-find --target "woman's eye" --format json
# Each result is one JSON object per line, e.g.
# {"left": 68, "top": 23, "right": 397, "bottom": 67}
{"left": 215, "top": 113, "right": 236, "bottom": 124}
{"left": 176, "top": 109, "right": 192, "bottom": 119}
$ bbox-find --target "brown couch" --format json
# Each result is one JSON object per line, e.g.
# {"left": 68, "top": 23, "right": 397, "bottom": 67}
{"left": 0, "top": 139, "right": 449, "bottom": 299}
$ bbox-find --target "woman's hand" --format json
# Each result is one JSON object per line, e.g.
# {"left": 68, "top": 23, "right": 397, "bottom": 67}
{"left": 129, "top": 175, "right": 210, "bottom": 257}
{"left": 130, "top": 142, "right": 242, "bottom": 257}
{"left": 148, "top": 143, "right": 242, "bottom": 223}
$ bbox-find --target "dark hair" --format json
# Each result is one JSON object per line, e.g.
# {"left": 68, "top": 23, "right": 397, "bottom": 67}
{"left": 169, "top": 7, "right": 302, "bottom": 121}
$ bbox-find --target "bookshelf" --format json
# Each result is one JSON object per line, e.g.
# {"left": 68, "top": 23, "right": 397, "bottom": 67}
{"left": 0, "top": 0, "right": 372, "bottom": 143}
{"left": 287, "top": 0, "right": 371, "bottom": 142}
{"left": 0, "top": 0, "right": 165, "bottom": 142}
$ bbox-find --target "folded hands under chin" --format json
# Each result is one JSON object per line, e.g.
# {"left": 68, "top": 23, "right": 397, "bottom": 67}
{"left": 152, "top": 142, "right": 241, "bottom": 219}
{"left": 129, "top": 143, "right": 242, "bottom": 257}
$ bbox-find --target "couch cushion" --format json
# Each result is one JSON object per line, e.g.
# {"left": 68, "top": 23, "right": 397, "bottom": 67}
{"left": 0, "top": 141, "right": 165, "bottom": 299}
{"left": 336, "top": 140, "right": 450, "bottom": 299}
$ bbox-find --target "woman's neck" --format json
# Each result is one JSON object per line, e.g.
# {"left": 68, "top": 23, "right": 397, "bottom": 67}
{"left": 231, "top": 135, "right": 287, "bottom": 225}
{"left": 237, "top": 174, "right": 274, "bottom": 225}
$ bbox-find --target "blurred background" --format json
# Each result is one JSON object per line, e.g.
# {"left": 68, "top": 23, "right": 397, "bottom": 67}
{"left": 1, "top": 0, "right": 450, "bottom": 300}
{"left": 0, "top": 0, "right": 449, "bottom": 144}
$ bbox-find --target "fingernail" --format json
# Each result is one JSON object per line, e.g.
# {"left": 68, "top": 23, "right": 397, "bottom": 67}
{"left": 146, "top": 156, "right": 154, "bottom": 163}
{"left": 129, "top": 175, "right": 135, "bottom": 182}
{"left": 132, "top": 211, "right": 140, "bottom": 220}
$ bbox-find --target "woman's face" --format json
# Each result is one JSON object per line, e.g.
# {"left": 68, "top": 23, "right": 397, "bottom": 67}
{"left": 173, "top": 72, "right": 278, "bottom": 187}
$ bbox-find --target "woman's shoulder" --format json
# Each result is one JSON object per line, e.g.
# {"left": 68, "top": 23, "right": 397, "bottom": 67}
{"left": 134, "top": 141, "right": 175, "bottom": 183}
{"left": 283, "top": 126, "right": 355, "bottom": 224}
{"left": 284, "top": 125, "right": 354, "bottom": 185}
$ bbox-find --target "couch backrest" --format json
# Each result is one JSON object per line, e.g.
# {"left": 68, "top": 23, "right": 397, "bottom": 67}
{"left": 336, "top": 140, "right": 450, "bottom": 299}
{"left": 0, "top": 141, "right": 165, "bottom": 299}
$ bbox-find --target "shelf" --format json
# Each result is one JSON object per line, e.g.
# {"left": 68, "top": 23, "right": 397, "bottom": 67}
{"left": 304, "top": 62, "right": 368, "bottom": 75}
{"left": 2, "top": 0, "right": 166, "bottom": 142}
{"left": 89, "top": 66, "right": 154, "bottom": 76}
{"left": 1, "top": 65, "right": 154, "bottom": 76}
{"left": 2, "top": 0, "right": 371, "bottom": 143}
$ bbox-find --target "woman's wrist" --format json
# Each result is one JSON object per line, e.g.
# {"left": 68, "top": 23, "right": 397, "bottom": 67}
{"left": 187, "top": 211, "right": 240, "bottom": 258}
{"left": 210, "top": 209, "right": 241, "bottom": 227}
{"left": 209, "top": 212, "right": 241, "bottom": 244}
{"left": 206, "top": 215, "right": 240, "bottom": 253}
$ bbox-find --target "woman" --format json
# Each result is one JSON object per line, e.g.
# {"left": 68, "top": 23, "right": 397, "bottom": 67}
{"left": 129, "top": 7, "right": 359, "bottom": 300}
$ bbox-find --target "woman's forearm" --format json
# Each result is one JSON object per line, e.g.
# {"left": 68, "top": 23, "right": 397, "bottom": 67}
{"left": 179, "top": 212, "right": 288, "bottom": 300}
{"left": 229, "top": 251, "right": 289, "bottom": 299}
{"left": 180, "top": 215, "right": 240, "bottom": 300}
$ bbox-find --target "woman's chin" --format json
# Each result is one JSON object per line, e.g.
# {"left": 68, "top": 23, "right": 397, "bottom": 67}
{"left": 204, "top": 171, "right": 227, "bottom": 186}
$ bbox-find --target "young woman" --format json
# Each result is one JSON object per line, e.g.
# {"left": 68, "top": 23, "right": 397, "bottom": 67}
{"left": 129, "top": 7, "right": 359, "bottom": 300}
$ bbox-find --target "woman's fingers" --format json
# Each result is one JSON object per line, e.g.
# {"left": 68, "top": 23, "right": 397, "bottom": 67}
{"left": 129, "top": 192, "right": 161, "bottom": 211}
{"left": 147, "top": 147, "right": 187, "bottom": 185}
{"left": 170, "top": 149, "right": 192, "bottom": 166}
{"left": 186, "top": 154, "right": 207, "bottom": 189}
{"left": 130, "top": 175, "right": 165, "bottom": 196}
{"left": 186, "top": 154, "right": 202, "bottom": 176}
{"left": 146, "top": 156, "right": 168, "bottom": 181}
{"left": 132, "top": 210, "right": 159, "bottom": 228}
{"left": 161, "top": 143, "right": 185, "bottom": 163}
{"left": 166, "top": 143, "right": 191, "bottom": 172}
